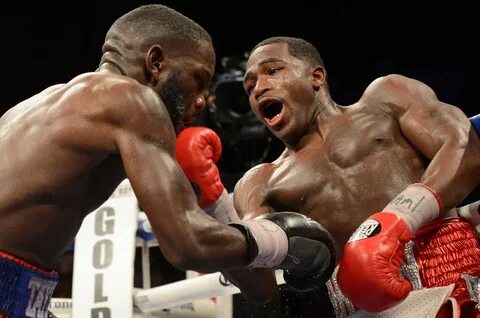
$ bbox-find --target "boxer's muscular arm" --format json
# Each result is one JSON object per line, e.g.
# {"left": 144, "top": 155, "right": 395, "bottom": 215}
{"left": 108, "top": 84, "right": 250, "bottom": 272}
{"left": 222, "top": 164, "right": 278, "bottom": 304}
{"left": 337, "top": 75, "right": 480, "bottom": 312}
{"left": 365, "top": 74, "right": 480, "bottom": 209}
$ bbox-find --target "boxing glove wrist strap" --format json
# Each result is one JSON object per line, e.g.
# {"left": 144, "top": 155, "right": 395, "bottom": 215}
{"left": 231, "top": 219, "right": 288, "bottom": 268}
{"left": 203, "top": 189, "right": 240, "bottom": 224}
{"left": 383, "top": 183, "right": 444, "bottom": 232}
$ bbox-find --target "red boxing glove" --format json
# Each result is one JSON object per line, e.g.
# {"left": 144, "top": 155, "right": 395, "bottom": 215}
{"left": 337, "top": 183, "right": 444, "bottom": 312}
{"left": 176, "top": 127, "right": 224, "bottom": 208}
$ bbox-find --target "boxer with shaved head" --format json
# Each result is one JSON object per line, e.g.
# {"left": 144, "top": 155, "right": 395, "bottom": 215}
{"left": 176, "top": 37, "right": 480, "bottom": 317}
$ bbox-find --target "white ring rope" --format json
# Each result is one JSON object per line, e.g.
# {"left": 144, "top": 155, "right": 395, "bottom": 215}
{"left": 50, "top": 297, "right": 217, "bottom": 318}
{"left": 134, "top": 270, "right": 286, "bottom": 313}
{"left": 50, "top": 271, "right": 285, "bottom": 317}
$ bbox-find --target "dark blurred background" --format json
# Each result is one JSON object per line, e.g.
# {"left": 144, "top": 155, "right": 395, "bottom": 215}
{"left": 3, "top": 1, "right": 477, "bottom": 317}
{"left": 1, "top": 1, "right": 477, "bottom": 113}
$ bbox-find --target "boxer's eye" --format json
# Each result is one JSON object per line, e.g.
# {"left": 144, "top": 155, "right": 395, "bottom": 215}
{"left": 245, "top": 82, "right": 256, "bottom": 95}
{"left": 267, "top": 67, "right": 280, "bottom": 76}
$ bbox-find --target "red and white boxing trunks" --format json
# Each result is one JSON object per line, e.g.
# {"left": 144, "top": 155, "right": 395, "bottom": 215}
{"left": 328, "top": 217, "right": 480, "bottom": 318}
{"left": 412, "top": 217, "right": 480, "bottom": 317}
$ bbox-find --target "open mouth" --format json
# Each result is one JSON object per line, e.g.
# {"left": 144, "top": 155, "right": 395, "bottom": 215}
{"left": 260, "top": 101, "right": 284, "bottom": 126}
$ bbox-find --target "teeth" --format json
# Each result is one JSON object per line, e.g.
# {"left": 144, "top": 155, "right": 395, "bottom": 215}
{"left": 266, "top": 113, "right": 282, "bottom": 124}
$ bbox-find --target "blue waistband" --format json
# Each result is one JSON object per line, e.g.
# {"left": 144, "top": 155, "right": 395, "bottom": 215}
{"left": 0, "top": 252, "right": 58, "bottom": 318}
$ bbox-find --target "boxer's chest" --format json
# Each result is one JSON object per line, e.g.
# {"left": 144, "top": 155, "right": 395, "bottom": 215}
{"left": 265, "top": 114, "right": 424, "bottom": 220}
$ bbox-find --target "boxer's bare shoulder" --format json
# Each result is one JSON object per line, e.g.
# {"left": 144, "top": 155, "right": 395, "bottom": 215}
{"left": 233, "top": 147, "right": 297, "bottom": 218}
{"left": 31, "top": 72, "right": 171, "bottom": 151}
{"left": 234, "top": 163, "right": 275, "bottom": 218}
{"left": 360, "top": 74, "right": 439, "bottom": 113}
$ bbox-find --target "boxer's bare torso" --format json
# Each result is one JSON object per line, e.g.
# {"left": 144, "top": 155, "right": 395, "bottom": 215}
{"left": 0, "top": 34, "right": 269, "bottom": 276}
{"left": 225, "top": 39, "right": 480, "bottom": 317}
{"left": 0, "top": 73, "right": 136, "bottom": 269}
{"left": 235, "top": 42, "right": 480, "bottom": 260}
{"left": 235, "top": 104, "right": 425, "bottom": 258}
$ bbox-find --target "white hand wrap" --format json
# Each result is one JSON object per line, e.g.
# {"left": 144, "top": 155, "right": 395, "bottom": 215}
{"left": 383, "top": 183, "right": 444, "bottom": 233}
{"left": 237, "top": 218, "right": 288, "bottom": 268}
{"left": 203, "top": 189, "right": 240, "bottom": 223}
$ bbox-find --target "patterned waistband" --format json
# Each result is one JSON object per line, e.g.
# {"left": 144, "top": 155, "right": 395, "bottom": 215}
{"left": 410, "top": 217, "right": 480, "bottom": 289}
{"left": 328, "top": 217, "right": 480, "bottom": 317}
{"left": 0, "top": 251, "right": 58, "bottom": 318}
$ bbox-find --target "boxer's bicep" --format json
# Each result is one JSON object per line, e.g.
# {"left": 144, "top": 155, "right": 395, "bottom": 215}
{"left": 366, "top": 74, "right": 469, "bottom": 159}
{"left": 117, "top": 131, "right": 211, "bottom": 259}
{"left": 397, "top": 98, "right": 468, "bottom": 160}
{"left": 113, "top": 94, "right": 253, "bottom": 272}
{"left": 118, "top": 129, "right": 198, "bottom": 220}
{"left": 112, "top": 88, "right": 205, "bottom": 255}
{"left": 400, "top": 102, "right": 480, "bottom": 207}
{"left": 375, "top": 75, "right": 480, "bottom": 208}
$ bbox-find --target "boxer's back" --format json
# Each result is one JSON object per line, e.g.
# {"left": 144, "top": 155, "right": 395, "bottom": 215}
{"left": 236, "top": 105, "right": 426, "bottom": 259}
{"left": 0, "top": 72, "right": 139, "bottom": 268}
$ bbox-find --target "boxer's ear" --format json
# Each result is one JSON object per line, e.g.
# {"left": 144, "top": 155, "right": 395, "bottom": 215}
{"left": 146, "top": 45, "right": 164, "bottom": 81}
{"left": 311, "top": 66, "right": 326, "bottom": 91}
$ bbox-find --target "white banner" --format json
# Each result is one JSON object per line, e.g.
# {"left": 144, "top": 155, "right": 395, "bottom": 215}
{"left": 72, "top": 179, "right": 138, "bottom": 318}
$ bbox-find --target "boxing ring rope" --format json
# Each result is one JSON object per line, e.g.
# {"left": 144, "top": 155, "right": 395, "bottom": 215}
{"left": 134, "top": 269, "right": 286, "bottom": 314}
{"left": 51, "top": 259, "right": 286, "bottom": 317}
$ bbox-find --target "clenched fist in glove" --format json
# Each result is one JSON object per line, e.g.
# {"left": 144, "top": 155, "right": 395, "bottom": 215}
{"left": 232, "top": 212, "right": 336, "bottom": 292}
{"left": 176, "top": 126, "right": 238, "bottom": 223}
{"left": 337, "top": 183, "right": 444, "bottom": 312}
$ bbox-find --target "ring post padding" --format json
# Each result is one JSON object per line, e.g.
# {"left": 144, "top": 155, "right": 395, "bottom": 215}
{"left": 71, "top": 179, "right": 139, "bottom": 318}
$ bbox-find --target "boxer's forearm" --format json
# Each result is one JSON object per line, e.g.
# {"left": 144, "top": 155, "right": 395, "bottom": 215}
{"left": 420, "top": 131, "right": 480, "bottom": 210}
{"left": 122, "top": 141, "right": 254, "bottom": 272}
{"left": 417, "top": 113, "right": 480, "bottom": 210}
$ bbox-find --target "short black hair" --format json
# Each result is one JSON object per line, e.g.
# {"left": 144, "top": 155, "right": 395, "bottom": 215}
{"left": 252, "top": 36, "right": 325, "bottom": 69}
{"left": 107, "top": 4, "right": 212, "bottom": 48}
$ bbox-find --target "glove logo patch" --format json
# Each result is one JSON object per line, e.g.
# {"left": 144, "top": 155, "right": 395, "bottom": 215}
{"left": 348, "top": 220, "right": 381, "bottom": 242}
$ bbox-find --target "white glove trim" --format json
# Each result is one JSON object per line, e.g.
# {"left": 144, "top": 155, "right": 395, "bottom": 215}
{"left": 203, "top": 189, "right": 240, "bottom": 223}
